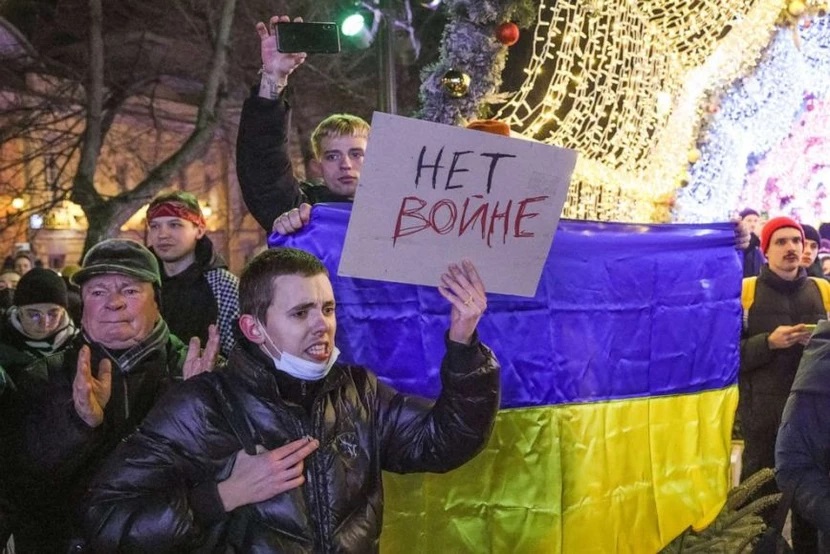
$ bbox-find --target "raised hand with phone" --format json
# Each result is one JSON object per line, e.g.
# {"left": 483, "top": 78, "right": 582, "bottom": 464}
{"left": 238, "top": 14, "right": 370, "bottom": 236}
{"left": 255, "top": 15, "right": 307, "bottom": 100}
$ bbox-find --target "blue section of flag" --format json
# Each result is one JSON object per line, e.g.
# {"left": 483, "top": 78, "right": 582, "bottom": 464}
{"left": 270, "top": 203, "right": 741, "bottom": 409}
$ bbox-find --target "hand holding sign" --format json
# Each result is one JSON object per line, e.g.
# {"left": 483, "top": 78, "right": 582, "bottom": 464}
{"left": 339, "top": 113, "right": 577, "bottom": 297}
{"left": 439, "top": 259, "right": 487, "bottom": 345}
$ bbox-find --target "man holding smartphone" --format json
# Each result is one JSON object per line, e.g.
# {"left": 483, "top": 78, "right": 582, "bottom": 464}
{"left": 236, "top": 15, "right": 370, "bottom": 236}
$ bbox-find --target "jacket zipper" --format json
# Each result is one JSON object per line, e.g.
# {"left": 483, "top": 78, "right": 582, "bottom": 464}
{"left": 123, "top": 373, "right": 130, "bottom": 420}
{"left": 308, "top": 393, "right": 329, "bottom": 552}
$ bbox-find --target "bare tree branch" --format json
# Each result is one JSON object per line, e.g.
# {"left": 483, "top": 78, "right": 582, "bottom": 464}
{"left": 70, "top": 0, "right": 106, "bottom": 212}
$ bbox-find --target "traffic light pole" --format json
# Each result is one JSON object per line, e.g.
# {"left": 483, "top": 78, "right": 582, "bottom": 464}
{"left": 377, "top": 0, "right": 397, "bottom": 114}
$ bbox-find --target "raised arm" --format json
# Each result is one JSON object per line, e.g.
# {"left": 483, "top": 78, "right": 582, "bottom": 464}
{"left": 377, "top": 260, "right": 501, "bottom": 473}
{"left": 236, "top": 15, "right": 308, "bottom": 232}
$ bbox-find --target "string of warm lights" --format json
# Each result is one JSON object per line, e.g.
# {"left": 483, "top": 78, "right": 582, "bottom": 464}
{"left": 495, "top": 0, "right": 789, "bottom": 222}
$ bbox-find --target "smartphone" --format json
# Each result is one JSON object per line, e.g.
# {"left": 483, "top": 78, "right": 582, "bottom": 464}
{"left": 275, "top": 22, "right": 341, "bottom": 54}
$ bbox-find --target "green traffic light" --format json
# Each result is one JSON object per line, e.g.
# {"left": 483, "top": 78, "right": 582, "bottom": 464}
{"left": 341, "top": 13, "right": 365, "bottom": 36}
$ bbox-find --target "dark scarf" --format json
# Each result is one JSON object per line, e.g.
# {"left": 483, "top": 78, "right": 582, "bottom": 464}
{"left": 85, "top": 318, "right": 171, "bottom": 374}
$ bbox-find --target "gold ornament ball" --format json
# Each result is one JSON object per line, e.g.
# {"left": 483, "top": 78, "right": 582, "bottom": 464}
{"left": 788, "top": 0, "right": 806, "bottom": 17}
{"left": 441, "top": 69, "right": 471, "bottom": 98}
{"left": 687, "top": 148, "right": 701, "bottom": 164}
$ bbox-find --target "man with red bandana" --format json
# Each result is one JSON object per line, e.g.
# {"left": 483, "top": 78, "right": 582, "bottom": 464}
{"left": 740, "top": 216, "right": 828, "bottom": 552}
{"left": 146, "top": 191, "right": 240, "bottom": 358}
{"left": 236, "top": 14, "right": 369, "bottom": 236}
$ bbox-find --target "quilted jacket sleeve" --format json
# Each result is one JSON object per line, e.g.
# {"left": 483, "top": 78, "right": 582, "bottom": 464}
{"left": 82, "top": 376, "right": 234, "bottom": 552}
{"left": 235, "top": 91, "right": 305, "bottom": 232}
{"left": 376, "top": 333, "right": 501, "bottom": 474}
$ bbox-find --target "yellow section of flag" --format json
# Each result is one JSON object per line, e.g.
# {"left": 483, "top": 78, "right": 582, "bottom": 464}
{"left": 382, "top": 386, "right": 738, "bottom": 553}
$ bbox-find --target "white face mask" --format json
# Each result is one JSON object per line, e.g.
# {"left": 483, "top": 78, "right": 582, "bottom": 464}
{"left": 257, "top": 321, "right": 339, "bottom": 381}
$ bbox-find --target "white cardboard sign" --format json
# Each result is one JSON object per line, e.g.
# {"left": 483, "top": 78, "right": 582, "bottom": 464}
{"left": 338, "top": 113, "right": 578, "bottom": 297}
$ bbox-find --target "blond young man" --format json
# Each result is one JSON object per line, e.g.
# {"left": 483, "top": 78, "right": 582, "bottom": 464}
{"left": 236, "top": 15, "right": 370, "bottom": 236}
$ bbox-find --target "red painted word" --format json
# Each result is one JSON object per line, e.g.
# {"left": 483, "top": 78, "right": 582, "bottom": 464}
{"left": 392, "top": 194, "right": 549, "bottom": 247}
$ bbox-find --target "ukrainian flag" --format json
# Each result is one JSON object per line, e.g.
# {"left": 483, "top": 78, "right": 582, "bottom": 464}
{"left": 271, "top": 204, "right": 740, "bottom": 553}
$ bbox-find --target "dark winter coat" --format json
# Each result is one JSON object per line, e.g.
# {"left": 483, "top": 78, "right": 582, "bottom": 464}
{"left": 0, "top": 307, "right": 77, "bottom": 548}
{"left": 739, "top": 265, "right": 827, "bottom": 479}
{"left": 152, "top": 235, "right": 239, "bottom": 357}
{"left": 776, "top": 320, "right": 830, "bottom": 552}
{"left": 0, "top": 307, "right": 77, "bottom": 383}
{"left": 11, "top": 329, "right": 188, "bottom": 552}
{"left": 742, "top": 232, "right": 765, "bottom": 278}
{"left": 236, "top": 91, "right": 351, "bottom": 232}
{"left": 82, "top": 335, "right": 500, "bottom": 553}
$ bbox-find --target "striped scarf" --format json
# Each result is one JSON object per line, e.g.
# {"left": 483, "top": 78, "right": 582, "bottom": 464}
{"left": 86, "top": 318, "right": 171, "bottom": 375}
{"left": 8, "top": 306, "right": 77, "bottom": 355}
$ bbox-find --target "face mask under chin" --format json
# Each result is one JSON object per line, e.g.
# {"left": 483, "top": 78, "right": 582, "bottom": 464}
{"left": 257, "top": 321, "right": 339, "bottom": 381}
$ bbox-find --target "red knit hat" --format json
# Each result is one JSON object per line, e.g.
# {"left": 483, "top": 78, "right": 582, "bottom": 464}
{"left": 760, "top": 216, "right": 804, "bottom": 254}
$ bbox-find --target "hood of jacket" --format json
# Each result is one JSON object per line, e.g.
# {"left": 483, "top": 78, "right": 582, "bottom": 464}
{"left": 194, "top": 235, "right": 228, "bottom": 271}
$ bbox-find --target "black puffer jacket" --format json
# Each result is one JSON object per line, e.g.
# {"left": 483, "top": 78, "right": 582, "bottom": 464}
{"left": 236, "top": 92, "right": 352, "bottom": 232}
{"left": 83, "top": 335, "right": 500, "bottom": 553}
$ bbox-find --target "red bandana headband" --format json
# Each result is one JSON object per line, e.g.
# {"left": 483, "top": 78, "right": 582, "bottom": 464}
{"left": 146, "top": 201, "right": 205, "bottom": 227}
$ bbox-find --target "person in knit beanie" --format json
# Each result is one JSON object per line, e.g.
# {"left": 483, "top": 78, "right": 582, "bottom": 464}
{"left": 800, "top": 224, "right": 825, "bottom": 278}
{"left": 742, "top": 215, "right": 827, "bottom": 552}
{"left": 759, "top": 216, "right": 805, "bottom": 256}
{"left": 0, "top": 267, "right": 77, "bottom": 391}
{"left": 0, "top": 268, "right": 79, "bottom": 549}
{"left": 3, "top": 268, "right": 75, "bottom": 358}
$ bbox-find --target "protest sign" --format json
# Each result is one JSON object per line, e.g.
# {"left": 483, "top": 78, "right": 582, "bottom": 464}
{"left": 338, "top": 113, "right": 578, "bottom": 296}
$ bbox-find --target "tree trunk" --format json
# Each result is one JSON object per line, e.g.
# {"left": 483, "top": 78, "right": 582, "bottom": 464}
{"left": 73, "top": 0, "right": 238, "bottom": 257}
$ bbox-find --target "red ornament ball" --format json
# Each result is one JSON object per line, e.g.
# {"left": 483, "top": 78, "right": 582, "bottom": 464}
{"left": 496, "top": 22, "right": 520, "bottom": 46}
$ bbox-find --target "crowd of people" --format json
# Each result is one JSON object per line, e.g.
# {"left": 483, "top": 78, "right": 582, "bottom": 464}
{"left": 735, "top": 210, "right": 830, "bottom": 551}
{"left": 3, "top": 10, "right": 830, "bottom": 553}
{"left": 0, "top": 15, "right": 499, "bottom": 553}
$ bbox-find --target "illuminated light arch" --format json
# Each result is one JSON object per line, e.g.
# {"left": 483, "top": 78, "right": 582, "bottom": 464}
{"left": 496, "top": 0, "right": 782, "bottom": 222}
{"left": 675, "top": 16, "right": 830, "bottom": 223}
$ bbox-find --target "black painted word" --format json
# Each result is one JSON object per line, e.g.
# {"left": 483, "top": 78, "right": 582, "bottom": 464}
{"left": 415, "top": 147, "right": 517, "bottom": 194}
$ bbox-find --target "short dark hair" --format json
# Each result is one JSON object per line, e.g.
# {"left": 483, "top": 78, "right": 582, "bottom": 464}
{"left": 239, "top": 248, "right": 328, "bottom": 322}
{"left": 13, "top": 251, "right": 34, "bottom": 263}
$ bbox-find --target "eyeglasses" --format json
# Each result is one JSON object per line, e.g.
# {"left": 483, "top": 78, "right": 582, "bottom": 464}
{"left": 21, "top": 308, "right": 64, "bottom": 325}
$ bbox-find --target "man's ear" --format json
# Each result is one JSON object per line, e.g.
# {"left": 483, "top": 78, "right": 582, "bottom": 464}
{"left": 195, "top": 224, "right": 207, "bottom": 240}
{"left": 238, "top": 314, "right": 263, "bottom": 344}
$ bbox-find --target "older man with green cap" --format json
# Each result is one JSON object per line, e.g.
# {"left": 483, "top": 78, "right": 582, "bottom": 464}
{"left": 11, "top": 239, "right": 218, "bottom": 553}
